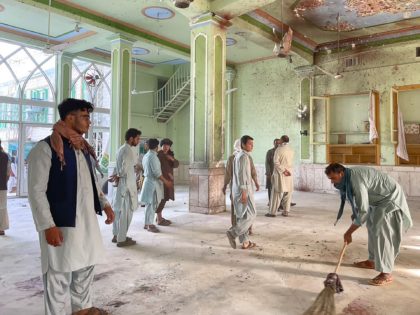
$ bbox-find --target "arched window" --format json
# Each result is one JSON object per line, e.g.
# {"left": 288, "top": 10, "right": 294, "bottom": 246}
{"left": 72, "top": 59, "right": 111, "bottom": 170}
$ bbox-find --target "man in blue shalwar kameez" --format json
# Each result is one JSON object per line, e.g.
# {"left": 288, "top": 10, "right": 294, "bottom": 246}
{"left": 325, "top": 163, "right": 413, "bottom": 286}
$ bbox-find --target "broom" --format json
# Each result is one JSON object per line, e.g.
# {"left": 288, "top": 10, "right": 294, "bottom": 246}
{"left": 302, "top": 242, "right": 347, "bottom": 315}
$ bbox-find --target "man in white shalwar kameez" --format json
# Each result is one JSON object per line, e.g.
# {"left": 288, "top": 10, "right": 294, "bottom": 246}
{"left": 28, "top": 99, "right": 114, "bottom": 315}
{"left": 226, "top": 135, "right": 257, "bottom": 250}
{"left": 266, "top": 135, "right": 294, "bottom": 217}
{"left": 139, "top": 139, "right": 172, "bottom": 233}
{"left": 326, "top": 163, "right": 413, "bottom": 286}
{"left": 112, "top": 128, "right": 141, "bottom": 247}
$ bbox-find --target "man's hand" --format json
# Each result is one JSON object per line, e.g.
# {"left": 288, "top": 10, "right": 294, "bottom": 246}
{"left": 166, "top": 154, "right": 175, "bottom": 162}
{"left": 255, "top": 183, "right": 260, "bottom": 191}
{"left": 45, "top": 227, "right": 63, "bottom": 247}
{"left": 344, "top": 230, "right": 352, "bottom": 244}
{"left": 164, "top": 179, "right": 173, "bottom": 189}
{"left": 241, "top": 191, "right": 247, "bottom": 204}
{"left": 344, "top": 223, "right": 360, "bottom": 245}
{"left": 283, "top": 170, "right": 291, "bottom": 176}
{"left": 103, "top": 204, "right": 115, "bottom": 225}
{"left": 222, "top": 185, "right": 227, "bottom": 195}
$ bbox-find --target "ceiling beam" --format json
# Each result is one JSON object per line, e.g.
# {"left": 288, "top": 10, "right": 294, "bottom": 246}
{"left": 16, "top": 0, "right": 190, "bottom": 59}
{"left": 211, "top": 0, "right": 277, "bottom": 17}
{"left": 234, "top": 14, "right": 314, "bottom": 64}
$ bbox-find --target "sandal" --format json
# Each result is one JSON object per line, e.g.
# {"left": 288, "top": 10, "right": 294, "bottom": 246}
{"left": 369, "top": 274, "right": 393, "bottom": 286}
{"left": 241, "top": 241, "right": 256, "bottom": 249}
{"left": 353, "top": 260, "right": 375, "bottom": 269}
{"left": 157, "top": 218, "right": 172, "bottom": 226}
{"left": 147, "top": 225, "right": 160, "bottom": 233}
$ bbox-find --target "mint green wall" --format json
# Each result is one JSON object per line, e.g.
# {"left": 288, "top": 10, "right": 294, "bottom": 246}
{"left": 130, "top": 64, "right": 174, "bottom": 139}
{"left": 300, "top": 78, "right": 310, "bottom": 160}
{"left": 314, "top": 40, "right": 420, "bottom": 165}
{"left": 233, "top": 58, "right": 304, "bottom": 166}
{"left": 166, "top": 103, "right": 190, "bottom": 162}
{"left": 399, "top": 89, "right": 420, "bottom": 122}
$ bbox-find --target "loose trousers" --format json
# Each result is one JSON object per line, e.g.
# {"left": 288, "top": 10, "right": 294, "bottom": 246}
{"left": 112, "top": 196, "right": 134, "bottom": 243}
{"left": 42, "top": 265, "right": 95, "bottom": 315}
{"left": 269, "top": 191, "right": 292, "bottom": 215}
{"left": 367, "top": 209, "right": 403, "bottom": 273}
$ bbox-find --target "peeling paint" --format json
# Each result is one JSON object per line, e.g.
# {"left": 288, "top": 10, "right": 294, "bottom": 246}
{"left": 295, "top": 0, "right": 325, "bottom": 16}
{"left": 346, "top": 0, "right": 420, "bottom": 17}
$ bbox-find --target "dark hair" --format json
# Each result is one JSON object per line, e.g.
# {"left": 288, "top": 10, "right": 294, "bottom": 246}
{"left": 160, "top": 138, "right": 173, "bottom": 146}
{"left": 325, "top": 163, "right": 346, "bottom": 175}
{"left": 125, "top": 128, "right": 142, "bottom": 141}
{"left": 58, "top": 98, "right": 94, "bottom": 120}
{"left": 241, "top": 135, "right": 254, "bottom": 147}
{"left": 147, "top": 138, "right": 159, "bottom": 150}
{"left": 280, "top": 135, "right": 289, "bottom": 143}
{"left": 273, "top": 138, "right": 279, "bottom": 145}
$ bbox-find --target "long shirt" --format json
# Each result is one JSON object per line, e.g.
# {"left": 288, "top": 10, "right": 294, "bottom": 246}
{"left": 139, "top": 150, "right": 163, "bottom": 204}
{"left": 28, "top": 141, "right": 109, "bottom": 274}
{"left": 113, "top": 143, "right": 138, "bottom": 212}
{"left": 272, "top": 144, "right": 294, "bottom": 193}
{"left": 232, "top": 150, "right": 256, "bottom": 218}
{"left": 224, "top": 153, "right": 258, "bottom": 190}
{"left": 350, "top": 167, "right": 413, "bottom": 231}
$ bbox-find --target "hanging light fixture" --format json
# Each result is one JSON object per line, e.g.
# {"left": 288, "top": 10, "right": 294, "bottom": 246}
{"left": 334, "top": 13, "right": 343, "bottom": 79}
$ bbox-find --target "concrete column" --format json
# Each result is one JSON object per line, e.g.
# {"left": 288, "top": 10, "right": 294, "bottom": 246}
{"left": 225, "top": 68, "right": 236, "bottom": 157}
{"left": 189, "top": 12, "right": 227, "bottom": 214}
{"left": 109, "top": 36, "right": 134, "bottom": 163}
{"left": 56, "top": 53, "right": 73, "bottom": 103}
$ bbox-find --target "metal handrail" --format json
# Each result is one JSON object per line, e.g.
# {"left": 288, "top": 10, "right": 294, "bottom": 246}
{"left": 155, "top": 63, "right": 190, "bottom": 115}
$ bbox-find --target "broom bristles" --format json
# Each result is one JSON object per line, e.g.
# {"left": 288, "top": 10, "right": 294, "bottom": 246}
{"left": 302, "top": 286, "right": 336, "bottom": 315}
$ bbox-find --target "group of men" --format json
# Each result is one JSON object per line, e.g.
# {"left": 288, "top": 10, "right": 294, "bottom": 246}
{"left": 222, "top": 134, "right": 413, "bottom": 287}
{"left": 26, "top": 98, "right": 179, "bottom": 314}
{"left": 223, "top": 135, "right": 295, "bottom": 250}
{"left": 110, "top": 129, "right": 178, "bottom": 247}
{"left": 5, "top": 96, "right": 412, "bottom": 314}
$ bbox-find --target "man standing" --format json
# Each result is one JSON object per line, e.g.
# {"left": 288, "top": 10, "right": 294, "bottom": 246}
{"left": 325, "top": 163, "right": 413, "bottom": 286}
{"left": 0, "top": 139, "right": 11, "bottom": 236}
{"left": 223, "top": 139, "right": 259, "bottom": 231}
{"left": 139, "top": 139, "right": 172, "bottom": 233}
{"left": 266, "top": 135, "right": 294, "bottom": 217}
{"left": 112, "top": 128, "right": 141, "bottom": 247}
{"left": 28, "top": 98, "right": 114, "bottom": 315}
{"left": 265, "top": 138, "right": 279, "bottom": 204}
{"left": 226, "top": 135, "right": 257, "bottom": 250}
{"left": 156, "top": 138, "right": 179, "bottom": 226}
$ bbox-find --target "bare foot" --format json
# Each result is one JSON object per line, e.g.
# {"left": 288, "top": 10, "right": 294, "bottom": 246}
{"left": 353, "top": 260, "right": 375, "bottom": 269}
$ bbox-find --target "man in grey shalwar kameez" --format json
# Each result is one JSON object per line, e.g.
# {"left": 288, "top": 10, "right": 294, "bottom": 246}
{"left": 226, "top": 135, "right": 257, "bottom": 250}
{"left": 112, "top": 128, "right": 141, "bottom": 247}
{"left": 139, "top": 139, "right": 172, "bottom": 233}
{"left": 326, "top": 163, "right": 413, "bottom": 286}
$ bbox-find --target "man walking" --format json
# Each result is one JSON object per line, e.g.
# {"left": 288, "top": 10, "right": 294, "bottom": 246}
{"left": 139, "top": 139, "right": 172, "bottom": 233}
{"left": 28, "top": 98, "right": 114, "bottom": 315}
{"left": 325, "top": 163, "right": 413, "bottom": 286}
{"left": 112, "top": 128, "right": 141, "bottom": 247}
{"left": 226, "top": 135, "right": 257, "bottom": 250}
{"left": 156, "top": 138, "right": 179, "bottom": 226}
{"left": 266, "top": 135, "right": 294, "bottom": 217}
{"left": 0, "top": 139, "right": 10, "bottom": 236}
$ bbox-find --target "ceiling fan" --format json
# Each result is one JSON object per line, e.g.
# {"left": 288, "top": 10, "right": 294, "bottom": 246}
{"left": 131, "top": 56, "right": 155, "bottom": 95}
{"left": 272, "top": 0, "right": 293, "bottom": 59}
{"left": 42, "top": 0, "right": 88, "bottom": 54}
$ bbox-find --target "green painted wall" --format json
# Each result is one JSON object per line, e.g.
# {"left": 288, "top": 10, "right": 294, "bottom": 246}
{"left": 130, "top": 64, "right": 173, "bottom": 139}
{"left": 233, "top": 57, "right": 305, "bottom": 166}
{"left": 314, "top": 40, "right": 420, "bottom": 165}
{"left": 399, "top": 89, "right": 420, "bottom": 122}
{"left": 166, "top": 104, "right": 190, "bottom": 162}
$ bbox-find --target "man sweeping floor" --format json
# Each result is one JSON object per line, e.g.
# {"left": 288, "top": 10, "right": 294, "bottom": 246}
{"left": 325, "top": 163, "right": 413, "bottom": 286}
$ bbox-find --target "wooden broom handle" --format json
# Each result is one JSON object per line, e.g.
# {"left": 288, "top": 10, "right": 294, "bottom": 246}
{"left": 334, "top": 242, "right": 348, "bottom": 273}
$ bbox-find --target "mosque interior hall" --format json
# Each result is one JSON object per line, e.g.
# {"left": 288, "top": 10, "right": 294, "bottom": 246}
{"left": 0, "top": 0, "right": 420, "bottom": 314}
